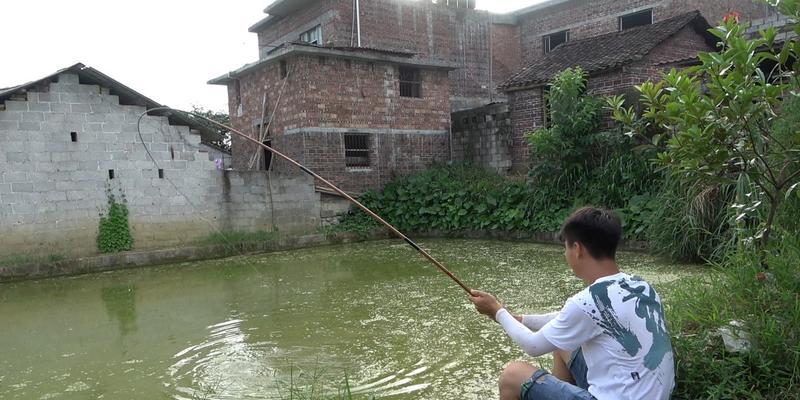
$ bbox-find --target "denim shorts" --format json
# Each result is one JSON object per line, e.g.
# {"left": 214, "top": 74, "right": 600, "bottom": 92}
{"left": 520, "top": 349, "right": 596, "bottom": 400}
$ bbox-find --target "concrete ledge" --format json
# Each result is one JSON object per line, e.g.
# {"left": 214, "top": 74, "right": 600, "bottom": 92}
{"left": 0, "top": 229, "right": 646, "bottom": 283}
{"left": 0, "top": 231, "right": 389, "bottom": 283}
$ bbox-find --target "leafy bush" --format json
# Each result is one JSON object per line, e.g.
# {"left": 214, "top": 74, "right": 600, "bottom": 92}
{"left": 97, "top": 194, "right": 133, "bottom": 253}
{"left": 610, "top": 6, "right": 800, "bottom": 260}
{"left": 335, "top": 165, "right": 562, "bottom": 234}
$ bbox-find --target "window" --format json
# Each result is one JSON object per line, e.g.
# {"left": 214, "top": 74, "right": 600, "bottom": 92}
{"left": 158, "top": 169, "right": 164, "bottom": 179}
{"left": 399, "top": 67, "right": 422, "bottom": 98}
{"left": 299, "top": 25, "right": 322, "bottom": 45}
{"left": 279, "top": 60, "right": 288, "bottom": 79}
{"left": 70, "top": 132, "right": 77, "bottom": 142}
{"left": 619, "top": 9, "right": 653, "bottom": 31}
{"left": 108, "top": 169, "right": 115, "bottom": 180}
{"left": 344, "top": 133, "right": 370, "bottom": 168}
{"left": 543, "top": 30, "right": 570, "bottom": 54}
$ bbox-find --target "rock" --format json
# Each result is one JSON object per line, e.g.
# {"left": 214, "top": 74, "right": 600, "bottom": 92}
{"left": 718, "top": 320, "right": 751, "bottom": 353}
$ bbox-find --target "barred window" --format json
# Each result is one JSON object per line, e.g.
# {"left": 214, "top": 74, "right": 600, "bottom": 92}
{"left": 344, "top": 133, "right": 370, "bottom": 168}
{"left": 399, "top": 67, "right": 422, "bottom": 98}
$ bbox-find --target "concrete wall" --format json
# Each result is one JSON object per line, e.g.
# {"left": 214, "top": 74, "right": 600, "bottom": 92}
{"left": 451, "top": 103, "right": 512, "bottom": 173}
{"left": 0, "top": 73, "right": 320, "bottom": 259}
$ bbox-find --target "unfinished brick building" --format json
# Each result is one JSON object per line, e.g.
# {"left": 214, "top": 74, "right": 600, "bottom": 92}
{"left": 210, "top": 43, "right": 454, "bottom": 193}
{"left": 213, "top": 0, "right": 775, "bottom": 188}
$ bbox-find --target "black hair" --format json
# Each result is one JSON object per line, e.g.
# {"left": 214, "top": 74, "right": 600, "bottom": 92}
{"left": 558, "top": 207, "right": 622, "bottom": 260}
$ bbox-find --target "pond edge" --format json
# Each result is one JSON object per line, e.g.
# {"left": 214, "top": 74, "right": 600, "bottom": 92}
{"left": 0, "top": 230, "right": 647, "bottom": 283}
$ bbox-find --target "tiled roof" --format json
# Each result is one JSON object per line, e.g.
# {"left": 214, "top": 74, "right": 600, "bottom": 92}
{"left": 499, "top": 11, "right": 711, "bottom": 91}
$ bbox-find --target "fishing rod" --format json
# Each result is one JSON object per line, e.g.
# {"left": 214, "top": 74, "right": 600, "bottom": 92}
{"left": 140, "top": 107, "right": 473, "bottom": 294}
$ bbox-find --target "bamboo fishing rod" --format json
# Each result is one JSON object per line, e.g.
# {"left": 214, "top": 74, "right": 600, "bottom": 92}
{"left": 146, "top": 107, "right": 473, "bottom": 294}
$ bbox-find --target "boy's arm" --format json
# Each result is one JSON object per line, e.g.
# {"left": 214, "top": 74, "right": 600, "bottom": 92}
{"left": 496, "top": 309, "right": 558, "bottom": 357}
{"left": 515, "top": 312, "right": 559, "bottom": 331}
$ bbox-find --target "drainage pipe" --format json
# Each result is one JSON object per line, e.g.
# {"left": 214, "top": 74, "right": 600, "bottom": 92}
{"left": 356, "top": 0, "right": 362, "bottom": 47}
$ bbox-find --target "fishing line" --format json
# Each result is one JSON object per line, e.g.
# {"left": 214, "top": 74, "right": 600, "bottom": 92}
{"left": 136, "top": 107, "right": 473, "bottom": 294}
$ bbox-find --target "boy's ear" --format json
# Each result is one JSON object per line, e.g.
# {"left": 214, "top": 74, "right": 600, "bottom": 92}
{"left": 574, "top": 241, "right": 585, "bottom": 258}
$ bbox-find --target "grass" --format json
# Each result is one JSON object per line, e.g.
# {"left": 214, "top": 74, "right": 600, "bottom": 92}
{"left": 667, "top": 237, "right": 800, "bottom": 399}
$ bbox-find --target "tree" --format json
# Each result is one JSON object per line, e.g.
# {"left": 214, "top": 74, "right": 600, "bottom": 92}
{"left": 609, "top": 0, "right": 800, "bottom": 263}
{"left": 190, "top": 105, "right": 231, "bottom": 152}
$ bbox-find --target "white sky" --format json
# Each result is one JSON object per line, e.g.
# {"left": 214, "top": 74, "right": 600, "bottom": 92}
{"left": 0, "top": 0, "right": 544, "bottom": 113}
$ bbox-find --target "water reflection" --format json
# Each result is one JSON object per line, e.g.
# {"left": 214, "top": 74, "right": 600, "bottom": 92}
{"left": 101, "top": 283, "right": 138, "bottom": 337}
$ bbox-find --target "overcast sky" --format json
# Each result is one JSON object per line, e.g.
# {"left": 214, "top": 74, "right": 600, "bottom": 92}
{"left": 1, "top": 0, "right": 544, "bottom": 112}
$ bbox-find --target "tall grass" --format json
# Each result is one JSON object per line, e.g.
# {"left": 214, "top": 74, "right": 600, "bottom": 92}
{"left": 668, "top": 237, "right": 800, "bottom": 399}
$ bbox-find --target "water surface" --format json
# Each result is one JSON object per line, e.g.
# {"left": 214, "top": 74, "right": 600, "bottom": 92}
{"left": 0, "top": 239, "right": 701, "bottom": 399}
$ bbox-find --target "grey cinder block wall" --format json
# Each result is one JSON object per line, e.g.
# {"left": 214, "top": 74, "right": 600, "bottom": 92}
{"left": 0, "top": 73, "right": 320, "bottom": 259}
{"left": 451, "top": 103, "right": 513, "bottom": 173}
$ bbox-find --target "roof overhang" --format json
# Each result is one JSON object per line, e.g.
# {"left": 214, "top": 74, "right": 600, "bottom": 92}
{"left": 209, "top": 43, "right": 459, "bottom": 85}
{"left": 249, "top": 0, "right": 322, "bottom": 33}
{"left": 513, "top": 0, "right": 573, "bottom": 17}
{"left": 264, "top": 0, "right": 321, "bottom": 17}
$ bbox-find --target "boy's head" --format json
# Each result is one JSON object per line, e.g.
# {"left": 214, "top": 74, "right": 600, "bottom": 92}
{"left": 559, "top": 207, "right": 622, "bottom": 267}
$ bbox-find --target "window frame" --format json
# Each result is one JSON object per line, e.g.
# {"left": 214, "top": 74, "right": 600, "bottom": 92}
{"left": 343, "top": 133, "right": 371, "bottom": 169}
{"left": 543, "top": 30, "right": 570, "bottom": 54}
{"left": 619, "top": 9, "right": 653, "bottom": 31}
{"left": 299, "top": 25, "right": 323, "bottom": 45}
{"left": 399, "top": 67, "right": 422, "bottom": 98}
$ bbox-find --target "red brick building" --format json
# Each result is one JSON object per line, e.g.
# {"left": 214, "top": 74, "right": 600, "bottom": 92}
{"left": 210, "top": 43, "right": 454, "bottom": 193}
{"left": 213, "top": 0, "right": 774, "bottom": 187}
{"left": 501, "top": 11, "right": 719, "bottom": 171}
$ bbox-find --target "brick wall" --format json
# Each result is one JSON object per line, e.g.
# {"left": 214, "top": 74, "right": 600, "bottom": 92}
{"left": 516, "top": 0, "right": 768, "bottom": 64}
{"left": 271, "top": 129, "right": 449, "bottom": 194}
{"left": 255, "top": 0, "right": 521, "bottom": 111}
{"left": 507, "top": 89, "right": 542, "bottom": 173}
{"left": 257, "top": 0, "right": 341, "bottom": 57}
{"left": 229, "top": 53, "right": 451, "bottom": 192}
{"left": 0, "top": 73, "right": 321, "bottom": 259}
{"left": 451, "top": 103, "right": 512, "bottom": 173}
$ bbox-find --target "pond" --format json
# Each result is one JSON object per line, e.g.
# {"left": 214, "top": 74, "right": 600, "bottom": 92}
{"left": 0, "top": 239, "right": 702, "bottom": 399}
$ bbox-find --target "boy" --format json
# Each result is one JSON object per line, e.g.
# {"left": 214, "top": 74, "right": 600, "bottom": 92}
{"left": 470, "top": 207, "right": 674, "bottom": 400}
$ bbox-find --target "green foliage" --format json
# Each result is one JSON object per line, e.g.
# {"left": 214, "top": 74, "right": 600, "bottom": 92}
{"left": 610, "top": 6, "right": 800, "bottom": 256}
{"left": 668, "top": 238, "right": 800, "bottom": 399}
{"left": 644, "top": 180, "right": 738, "bottom": 262}
{"left": 526, "top": 68, "right": 663, "bottom": 236}
{"left": 190, "top": 105, "right": 231, "bottom": 151}
{"left": 335, "top": 165, "right": 566, "bottom": 234}
{"left": 97, "top": 193, "right": 133, "bottom": 254}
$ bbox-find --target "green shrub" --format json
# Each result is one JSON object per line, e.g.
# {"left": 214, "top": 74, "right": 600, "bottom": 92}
{"left": 668, "top": 238, "right": 800, "bottom": 399}
{"left": 97, "top": 194, "right": 133, "bottom": 253}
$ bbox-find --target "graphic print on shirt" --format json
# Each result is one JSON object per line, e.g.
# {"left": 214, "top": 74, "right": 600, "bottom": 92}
{"left": 619, "top": 279, "right": 673, "bottom": 371}
{"left": 588, "top": 280, "right": 642, "bottom": 356}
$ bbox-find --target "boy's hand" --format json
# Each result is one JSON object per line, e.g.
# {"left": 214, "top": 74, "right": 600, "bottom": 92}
{"left": 469, "top": 290, "right": 503, "bottom": 321}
